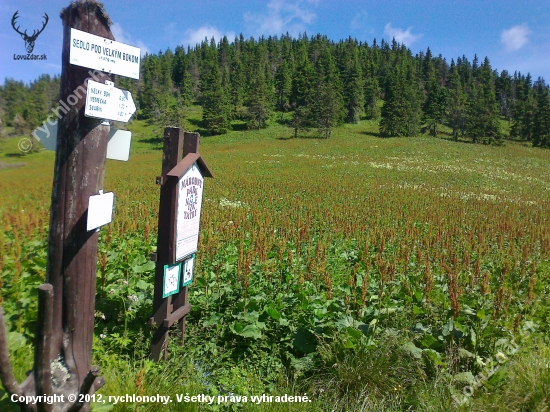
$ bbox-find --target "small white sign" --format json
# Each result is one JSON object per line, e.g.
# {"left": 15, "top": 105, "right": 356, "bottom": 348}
{"left": 163, "top": 263, "right": 181, "bottom": 298}
{"left": 182, "top": 255, "right": 195, "bottom": 287}
{"left": 85, "top": 80, "right": 136, "bottom": 123}
{"left": 175, "top": 163, "right": 204, "bottom": 261}
{"left": 106, "top": 130, "right": 132, "bottom": 161}
{"left": 32, "top": 120, "right": 132, "bottom": 161}
{"left": 70, "top": 28, "right": 140, "bottom": 79}
{"left": 87, "top": 191, "right": 114, "bottom": 231}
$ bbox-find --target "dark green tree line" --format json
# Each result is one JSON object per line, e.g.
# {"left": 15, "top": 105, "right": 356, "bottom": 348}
{"left": 2, "top": 32, "right": 549, "bottom": 147}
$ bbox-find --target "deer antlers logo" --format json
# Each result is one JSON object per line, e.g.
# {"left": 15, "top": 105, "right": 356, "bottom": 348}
{"left": 11, "top": 11, "right": 49, "bottom": 54}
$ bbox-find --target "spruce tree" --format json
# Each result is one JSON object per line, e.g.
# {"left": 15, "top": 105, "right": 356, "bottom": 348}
{"left": 495, "top": 70, "right": 513, "bottom": 121}
{"left": 342, "top": 46, "right": 364, "bottom": 123}
{"left": 421, "top": 49, "right": 447, "bottom": 136}
{"left": 172, "top": 46, "right": 187, "bottom": 88}
{"left": 179, "top": 71, "right": 194, "bottom": 107}
{"left": 404, "top": 64, "right": 424, "bottom": 136}
{"left": 423, "top": 69, "right": 447, "bottom": 136}
{"left": 290, "top": 104, "right": 308, "bottom": 138}
{"left": 25, "top": 75, "right": 50, "bottom": 128}
{"left": 140, "top": 54, "right": 163, "bottom": 120}
{"left": 380, "top": 68, "right": 405, "bottom": 137}
{"left": 511, "top": 74, "right": 536, "bottom": 141}
{"left": 532, "top": 78, "right": 550, "bottom": 147}
{"left": 310, "top": 81, "right": 343, "bottom": 138}
{"left": 466, "top": 57, "right": 501, "bottom": 144}
{"left": 309, "top": 46, "right": 344, "bottom": 138}
{"left": 290, "top": 46, "right": 314, "bottom": 108}
{"left": 245, "top": 60, "right": 272, "bottom": 130}
{"left": 229, "top": 58, "right": 245, "bottom": 117}
{"left": 201, "top": 53, "right": 230, "bottom": 134}
{"left": 275, "top": 58, "right": 293, "bottom": 112}
{"left": 363, "top": 61, "right": 381, "bottom": 119}
{"left": 380, "top": 63, "right": 422, "bottom": 137}
{"left": 171, "top": 46, "right": 195, "bottom": 107}
{"left": 446, "top": 60, "right": 467, "bottom": 141}
{"left": 159, "top": 49, "right": 174, "bottom": 95}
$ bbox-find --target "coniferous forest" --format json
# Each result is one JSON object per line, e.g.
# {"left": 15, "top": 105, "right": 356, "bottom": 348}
{"left": 1, "top": 33, "right": 550, "bottom": 147}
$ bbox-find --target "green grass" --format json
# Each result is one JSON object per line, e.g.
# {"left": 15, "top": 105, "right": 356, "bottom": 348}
{"left": 0, "top": 117, "right": 549, "bottom": 411}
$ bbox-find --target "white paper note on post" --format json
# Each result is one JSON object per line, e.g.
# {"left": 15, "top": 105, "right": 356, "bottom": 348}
{"left": 87, "top": 191, "right": 114, "bottom": 231}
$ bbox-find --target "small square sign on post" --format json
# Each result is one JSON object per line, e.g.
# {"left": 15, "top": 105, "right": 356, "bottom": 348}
{"left": 182, "top": 255, "right": 195, "bottom": 287}
{"left": 87, "top": 191, "right": 114, "bottom": 231}
{"left": 162, "top": 263, "right": 181, "bottom": 298}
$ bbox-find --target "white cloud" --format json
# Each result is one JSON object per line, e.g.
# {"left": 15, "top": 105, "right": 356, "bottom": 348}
{"left": 351, "top": 11, "right": 374, "bottom": 38}
{"left": 244, "top": 0, "right": 318, "bottom": 38}
{"left": 383, "top": 23, "right": 422, "bottom": 46}
{"left": 182, "top": 25, "right": 236, "bottom": 47}
{"left": 351, "top": 11, "right": 368, "bottom": 32}
{"left": 111, "top": 22, "right": 150, "bottom": 56}
{"left": 135, "top": 41, "right": 150, "bottom": 55}
{"left": 501, "top": 24, "right": 532, "bottom": 52}
{"left": 110, "top": 23, "right": 130, "bottom": 44}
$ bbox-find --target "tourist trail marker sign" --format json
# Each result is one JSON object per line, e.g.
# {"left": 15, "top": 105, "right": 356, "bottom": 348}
{"left": 70, "top": 28, "right": 140, "bottom": 79}
{"left": 85, "top": 79, "right": 136, "bottom": 123}
{"left": 182, "top": 255, "right": 195, "bottom": 287}
{"left": 149, "top": 128, "right": 212, "bottom": 361}
{"left": 163, "top": 263, "right": 181, "bottom": 298}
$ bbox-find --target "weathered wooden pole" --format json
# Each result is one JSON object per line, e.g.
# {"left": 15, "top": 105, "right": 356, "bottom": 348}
{"left": 150, "top": 127, "right": 184, "bottom": 361}
{"left": 0, "top": 1, "right": 113, "bottom": 411}
{"left": 172, "top": 133, "right": 200, "bottom": 342}
{"left": 47, "top": 1, "right": 112, "bottom": 396}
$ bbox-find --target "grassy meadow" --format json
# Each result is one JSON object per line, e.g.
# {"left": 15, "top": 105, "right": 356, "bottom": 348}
{"left": 0, "top": 117, "right": 549, "bottom": 411}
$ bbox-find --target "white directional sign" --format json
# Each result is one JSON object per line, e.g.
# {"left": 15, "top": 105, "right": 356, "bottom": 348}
{"left": 85, "top": 80, "right": 136, "bottom": 123}
{"left": 70, "top": 28, "right": 140, "bottom": 79}
{"left": 33, "top": 120, "right": 132, "bottom": 161}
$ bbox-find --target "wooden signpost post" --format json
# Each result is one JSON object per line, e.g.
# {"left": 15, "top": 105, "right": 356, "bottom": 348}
{"left": 149, "top": 128, "right": 212, "bottom": 361}
{"left": 0, "top": 1, "right": 139, "bottom": 410}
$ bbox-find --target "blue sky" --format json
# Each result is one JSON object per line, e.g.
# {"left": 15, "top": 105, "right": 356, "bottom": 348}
{"left": 1, "top": 0, "right": 549, "bottom": 84}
